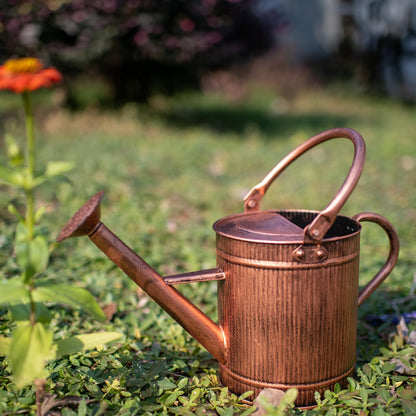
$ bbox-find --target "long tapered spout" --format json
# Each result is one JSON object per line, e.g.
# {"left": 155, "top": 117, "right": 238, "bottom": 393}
{"left": 57, "top": 192, "right": 227, "bottom": 364}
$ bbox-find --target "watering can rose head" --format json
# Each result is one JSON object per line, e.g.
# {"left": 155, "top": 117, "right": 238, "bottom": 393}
{"left": 0, "top": 57, "right": 62, "bottom": 93}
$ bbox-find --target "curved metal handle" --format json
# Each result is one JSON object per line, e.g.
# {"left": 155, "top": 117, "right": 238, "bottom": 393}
{"left": 354, "top": 212, "right": 400, "bottom": 307}
{"left": 244, "top": 127, "right": 366, "bottom": 244}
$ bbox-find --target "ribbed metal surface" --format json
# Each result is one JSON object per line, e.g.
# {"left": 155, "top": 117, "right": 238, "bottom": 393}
{"left": 216, "top": 211, "right": 361, "bottom": 406}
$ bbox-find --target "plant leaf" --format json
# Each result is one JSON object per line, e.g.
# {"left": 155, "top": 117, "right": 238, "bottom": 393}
{"left": 402, "top": 399, "right": 416, "bottom": 415}
{"left": 0, "top": 279, "right": 51, "bottom": 323}
{"left": 34, "top": 204, "right": 49, "bottom": 222}
{"left": 157, "top": 377, "right": 177, "bottom": 391}
{"left": 5, "top": 133, "right": 24, "bottom": 166}
{"left": 0, "top": 165, "right": 25, "bottom": 188}
{"left": 7, "top": 203, "right": 25, "bottom": 223}
{"left": 45, "top": 161, "right": 73, "bottom": 178}
{"left": 8, "top": 322, "right": 55, "bottom": 388}
{"left": 56, "top": 331, "right": 122, "bottom": 357}
{"left": 33, "top": 283, "right": 106, "bottom": 322}
{"left": 0, "top": 279, "right": 29, "bottom": 305}
{"left": 0, "top": 336, "right": 12, "bottom": 356}
{"left": 15, "top": 235, "right": 50, "bottom": 281}
{"left": 9, "top": 302, "right": 51, "bottom": 323}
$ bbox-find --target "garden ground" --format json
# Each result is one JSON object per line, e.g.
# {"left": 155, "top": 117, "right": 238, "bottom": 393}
{"left": 0, "top": 82, "right": 415, "bottom": 414}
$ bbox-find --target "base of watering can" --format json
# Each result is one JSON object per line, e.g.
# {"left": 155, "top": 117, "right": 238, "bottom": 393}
{"left": 218, "top": 363, "right": 355, "bottom": 407}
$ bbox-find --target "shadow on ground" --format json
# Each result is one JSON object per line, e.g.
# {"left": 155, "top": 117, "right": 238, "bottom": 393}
{"left": 155, "top": 104, "right": 352, "bottom": 139}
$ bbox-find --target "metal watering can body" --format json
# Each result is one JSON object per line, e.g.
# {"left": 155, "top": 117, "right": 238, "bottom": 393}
{"left": 57, "top": 128, "right": 399, "bottom": 407}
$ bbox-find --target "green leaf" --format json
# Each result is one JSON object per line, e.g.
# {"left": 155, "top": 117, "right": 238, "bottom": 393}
{"left": 78, "top": 398, "right": 87, "bottom": 416}
{"left": 217, "top": 406, "right": 234, "bottom": 416}
{"left": 343, "top": 398, "right": 362, "bottom": 407}
{"left": 177, "top": 378, "right": 188, "bottom": 389}
{"left": 27, "top": 175, "right": 47, "bottom": 190}
{"left": 8, "top": 302, "right": 51, "bottom": 323}
{"left": 7, "top": 203, "right": 25, "bottom": 224}
{"left": 379, "top": 347, "right": 394, "bottom": 358}
{"left": 0, "top": 336, "right": 12, "bottom": 356}
{"left": 8, "top": 322, "right": 55, "bottom": 388}
{"left": 5, "top": 134, "right": 24, "bottom": 166}
{"left": 377, "top": 387, "right": 391, "bottom": 403}
{"left": 0, "top": 279, "right": 29, "bottom": 305}
{"left": 34, "top": 283, "right": 106, "bottom": 321}
{"left": 189, "top": 387, "right": 201, "bottom": 403}
{"left": 372, "top": 407, "right": 388, "bottom": 416}
{"left": 55, "top": 332, "right": 122, "bottom": 357}
{"left": 276, "top": 388, "right": 298, "bottom": 411}
{"left": 164, "top": 390, "right": 184, "bottom": 406}
{"left": 34, "top": 204, "right": 49, "bottom": 222}
{"left": 0, "top": 165, "right": 25, "bottom": 188}
{"left": 239, "top": 408, "right": 256, "bottom": 416}
{"left": 238, "top": 391, "right": 254, "bottom": 401}
{"left": 381, "top": 362, "right": 397, "bottom": 373}
{"left": 398, "top": 346, "right": 416, "bottom": 356}
{"left": 45, "top": 161, "right": 73, "bottom": 178}
{"left": 15, "top": 235, "right": 49, "bottom": 281}
{"left": 360, "top": 387, "right": 368, "bottom": 404}
{"left": 157, "top": 378, "right": 177, "bottom": 391}
{"left": 402, "top": 399, "right": 416, "bottom": 415}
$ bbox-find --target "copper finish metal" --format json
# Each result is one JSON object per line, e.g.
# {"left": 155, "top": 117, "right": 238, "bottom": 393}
{"left": 57, "top": 193, "right": 226, "bottom": 364}
{"left": 353, "top": 212, "right": 400, "bottom": 306}
{"left": 57, "top": 128, "right": 399, "bottom": 407}
{"left": 164, "top": 268, "right": 226, "bottom": 285}
{"left": 243, "top": 127, "right": 366, "bottom": 244}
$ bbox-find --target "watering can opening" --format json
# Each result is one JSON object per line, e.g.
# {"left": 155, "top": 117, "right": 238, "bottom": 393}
{"left": 213, "top": 210, "right": 362, "bottom": 244}
{"left": 278, "top": 211, "right": 362, "bottom": 239}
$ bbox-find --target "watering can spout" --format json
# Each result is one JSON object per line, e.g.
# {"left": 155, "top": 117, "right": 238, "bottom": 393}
{"left": 57, "top": 192, "right": 227, "bottom": 364}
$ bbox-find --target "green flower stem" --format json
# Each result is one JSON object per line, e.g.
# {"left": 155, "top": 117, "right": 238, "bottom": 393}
{"left": 22, "top": 91, "right": 35, "bottom": 241}
{"left": 22, "top": 91, "right": 36, "bottom": 325}
{"left": 29, "top": 281, "right": 36, "bottom": 326}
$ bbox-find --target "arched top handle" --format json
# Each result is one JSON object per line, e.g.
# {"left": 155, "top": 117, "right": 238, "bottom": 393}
{"left": 243, "top": 128, "right": 366, "bottom": 244}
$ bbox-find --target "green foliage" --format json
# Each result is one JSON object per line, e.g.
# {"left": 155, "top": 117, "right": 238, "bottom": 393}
{"left": 300, "top": 335, "right": 416, "bottom": 415}
{"left": 257, "top": 389, "right": 298, "bottom": 415}
{"left": 55, "top": 333, "right": 124, "bottom": 358}
{"left": 33, "top": 283, "right": 106, "bottom": 322}
{"left": 0, "top": 87, "right": 122, "bottom": 399}
{"left": 8, "top": 322, "right": 54, "bottom": 388}
{"left": 14, "top": 223, "right": 49, "bottom": 283}
{"left": 0, "top": 86, "right": 415, "bottom": 414}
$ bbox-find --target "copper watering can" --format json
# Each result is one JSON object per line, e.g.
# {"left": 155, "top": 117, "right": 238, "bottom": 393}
{"left": 57, "top": 127, "right": 399, "bottom": 407}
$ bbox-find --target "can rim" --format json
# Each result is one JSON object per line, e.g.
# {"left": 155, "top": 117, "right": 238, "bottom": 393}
{"left": 213, "top": 209, "right": 362, "bottom": 244}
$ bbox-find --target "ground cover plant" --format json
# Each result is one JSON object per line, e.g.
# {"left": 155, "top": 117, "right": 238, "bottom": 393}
{"left": 0, "top": 82, "right": 415, "bottom": 414}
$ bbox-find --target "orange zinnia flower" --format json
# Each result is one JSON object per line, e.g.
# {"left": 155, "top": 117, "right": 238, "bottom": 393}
{"left": 0, "top": 57, "right": 62, "bottom": 93}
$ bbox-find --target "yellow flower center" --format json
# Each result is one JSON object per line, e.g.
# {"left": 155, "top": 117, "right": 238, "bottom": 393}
{"left": 4, "top": 58, "right": 43, "bottom": 74}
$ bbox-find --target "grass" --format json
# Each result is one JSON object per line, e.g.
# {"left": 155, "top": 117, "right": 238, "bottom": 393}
{"left": 0, "top": 83, "right": 415, "bottom": 414}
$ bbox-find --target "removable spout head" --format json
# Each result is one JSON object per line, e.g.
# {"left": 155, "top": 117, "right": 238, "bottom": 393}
{"left": 57, "top": 191, "right": 104, "bottom": 242}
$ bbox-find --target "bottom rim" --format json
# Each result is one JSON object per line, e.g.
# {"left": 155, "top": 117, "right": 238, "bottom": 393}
{"left": 218, "top": 363, "right": 355, "bottom": 407}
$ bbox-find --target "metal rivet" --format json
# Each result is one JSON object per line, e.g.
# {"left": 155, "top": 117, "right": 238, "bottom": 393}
{"left": 248, "top": 199, "right": 257, "bottom": 208}
{"left": 295, "top": 248, "right": 305, "bottom": 259}
{"left": 312, "top": 229, "right": 320, "bottom": 237}
{"left": 316, "top": 249, "right": 325, "bottom": 258}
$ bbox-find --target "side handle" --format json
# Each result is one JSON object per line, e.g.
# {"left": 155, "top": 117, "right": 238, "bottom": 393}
{"left": 353, "top": 212, "right": 400, "bottom": 307}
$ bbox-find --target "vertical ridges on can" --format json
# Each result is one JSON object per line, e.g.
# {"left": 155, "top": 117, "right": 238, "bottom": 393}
{"left": 216, "top": 213, "right": 360, "bottom": 406}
